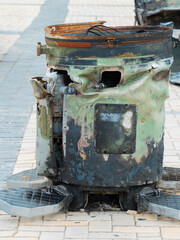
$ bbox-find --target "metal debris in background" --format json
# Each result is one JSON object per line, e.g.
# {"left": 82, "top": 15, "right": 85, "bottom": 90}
{"left": 162, "top": 167, "right": 180, "bottom": 181}
{"left": 137, "top": 187, "right": 180, "bottom": 220}
{"left": 157, "top": 167, "right": 180, "bottom": 190}
{"left": 135, "top": 0, "right": 180, "bottom": 85}
{"left": 7, "top": 169, "right": 52, "bottom": 189}
{"left": 135, "top": 0, "right": 180, "bottom": 27}
{"left": 0, "top": 185, "right": 72, "bottom": 218}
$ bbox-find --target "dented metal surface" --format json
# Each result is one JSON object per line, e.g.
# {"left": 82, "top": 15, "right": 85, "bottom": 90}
{"left": 135, "top": 0, "right": 180, "bottom": 27}
{"left": 135, "top": 0, "right": 180, "bottom": 84}
{"left": 30, "top": 22, "right": 173, "bottom": 190}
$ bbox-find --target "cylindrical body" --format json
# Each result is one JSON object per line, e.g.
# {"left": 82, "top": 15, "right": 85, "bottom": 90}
{"left": 31, "top": 22, "right": 173, "bottom": 189}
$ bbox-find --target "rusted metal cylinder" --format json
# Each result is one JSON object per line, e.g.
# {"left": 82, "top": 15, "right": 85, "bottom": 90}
{"left": 31, "top": 22, "right": 173, "bottom": 189}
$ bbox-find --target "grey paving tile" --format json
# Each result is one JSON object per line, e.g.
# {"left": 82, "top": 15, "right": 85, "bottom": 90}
{"left": 0, "top": 0, "right": 69, "bottom": 183}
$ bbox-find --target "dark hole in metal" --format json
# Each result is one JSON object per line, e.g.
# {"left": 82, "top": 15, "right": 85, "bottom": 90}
{"left": 86, "top": 194, "right": 120, "bottom": 211}
{"left": 100, "top": 71, "right": 121, "bottom": 88}
{"left": 57, "top": 70, "right": 73, "bottom": 86}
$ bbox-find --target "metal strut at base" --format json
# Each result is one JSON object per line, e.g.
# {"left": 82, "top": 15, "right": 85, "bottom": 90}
{"left": 136, "top": 187, "right": 180, "bottom": 220}
{"left": 0, "top": 185, "right": 73, "bottom": 218}
{"left": 1, "top": 167, "right": 180, "bottom": 218}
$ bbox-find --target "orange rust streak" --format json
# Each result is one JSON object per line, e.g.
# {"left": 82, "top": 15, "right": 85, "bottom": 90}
{"left": 119, "top": 52, "right": 137, "bottom": 57}
{"left": 120, "top": 38, "right": 167, "bottom": 45}
{"left": 56, "top": 41, "right": 92, "bottom": 48}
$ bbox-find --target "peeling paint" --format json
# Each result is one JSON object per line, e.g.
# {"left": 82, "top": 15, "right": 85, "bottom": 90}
{"left": 122, "top": 111, "right": 133, "bottom": 129}
{"left": 31, "top": 22, "right": 173, "bottom": 189}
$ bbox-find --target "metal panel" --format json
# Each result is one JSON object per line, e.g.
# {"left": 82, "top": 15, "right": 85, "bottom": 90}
{"left": 94, "top": 104, "right": 137, "bottom": 154}
{"left": 62, "top": 94, "right": 164, "bottom": 187}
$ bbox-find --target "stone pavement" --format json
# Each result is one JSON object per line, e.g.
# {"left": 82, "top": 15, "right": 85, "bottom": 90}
{"left": 0, "top": 0, "right": 69, "bottom": 189}
{"left": 0, "top": 0, "right": 180, "bottom": 239}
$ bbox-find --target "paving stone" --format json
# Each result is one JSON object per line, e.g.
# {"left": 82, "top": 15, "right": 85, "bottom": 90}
{"left": 88, "top": 232, "right": 136, "bottom": 239}
{"left": 43, "top": 220, "right": 88, "bottom": 227}
{"left": 66, "top": 212, "right": 90, "bottom": 221}
{"left": 89, "top": 211, "right": 112, "bottom": 220}
{"left": 65, "top": 226, "right": 88, "bottom": 239}
{"left": 0, "top": 231, "right": 16, "bottom": 237}
{"left": 0, "top": 219, "right": 19, "bottom": 231}
{"left": 18, "top": 226, "right": 65, "bottom": 232}
{"left": 0, "top": 215, "right": 19, "bottom": 220}
{"left": 113, "top": 226, "right": 160, "bottom": 233}
{"left": 65, "top": 239, "right": 113, "bottom": 240}
{"left": 163, "top": 156, "right": 180, "bottom": 164}
{"left": 89, "top": 220, "right": 112, "bottom": 232}
{"left": 136, "top": 220, "right": 180, "bottom": 227}
{"left": 161, "top": 227, "right": 180, "bottom": 239}
{"left": 159, "top": 216, "right": 176, "bottom": 221}
{"left": 43, "top": 213, "right": 66, "bottom": 221}
{"left": 112, "top": 212, "right": 135, "bottom": 226}
{"left": 67, "top": 211, "right": 88, "bottom": 216}
{"left": 174, "top": 141, "right": 180, "bottom": 150}
{"left": 64, "top": 239, "right": 113, "bottom": 240}
{"left": 20, "top": 216, "right": 43, "bottom": 225}
{"left": 164, "top": 150, "right": 178, "bottom": 156}
{"left": 13, "top": 167, "right": 34, "bottom": 174}
{"left": 0, "top": 238, "right": 38, "bottom": 240}
{"left": 0, "top": 210, "right": 7, "bottom": 215}
{"left": 135, "top": 213, "right": 158, "bottom": 221}
{"left": 137, "top": 237, "right": 162, "bottom": 240}
{"left": 39, "top": 232, "right": 64, "bottom": 240}
{"left": 15, "top": 231, "right": 40, "bottom": 237}
{"left": 137, "top": 232, "right": 161, "bottom": 237}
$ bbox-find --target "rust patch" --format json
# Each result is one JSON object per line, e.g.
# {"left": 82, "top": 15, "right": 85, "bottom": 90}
{"left": 141, "top": 118, "right": 145, "bottom": 123}
{"left": 119, "top": 52, "right": 137, "bottom": 58}
{"left": 77, "top": 136, "right": 90, "bottom": 161}
{"left": 77, "top": 123, "right": 91, "bottom": 161}
{"left": 44, "top": 22, "right": 172, "bottom": 48}
{"left": 56, "top": 41, "right": 92, "bottom": 48}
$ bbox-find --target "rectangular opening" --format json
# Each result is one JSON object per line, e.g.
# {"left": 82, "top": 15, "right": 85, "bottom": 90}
{"left": 100, "top": 71, "right": 121, "bottom": 88}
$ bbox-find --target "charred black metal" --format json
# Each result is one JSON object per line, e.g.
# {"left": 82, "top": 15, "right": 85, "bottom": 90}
{"left": 134, "top": 0, "right": 180, "bottom": 84}
{"left": 62, "top": 121, "right": 164, "bottom": 187}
